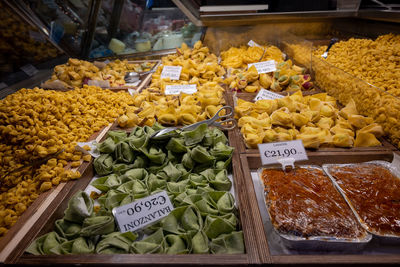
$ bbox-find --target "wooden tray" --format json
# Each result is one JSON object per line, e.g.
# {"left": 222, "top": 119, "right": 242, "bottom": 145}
{"left": 12, "top": 127, "right": 263, "bottom": 265}
{"left": 0, "top": 123, "right": 112, "bottom": 263}
{"left": 241, "top": 151, "right": 400, "bottom": 264}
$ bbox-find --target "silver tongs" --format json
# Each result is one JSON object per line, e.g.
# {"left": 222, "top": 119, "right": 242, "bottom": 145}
{"left": 151, "top": 106, "right": 236, "bottom": 140}
{"left": 321, "top": 38, "right": 338, "bottom": 59}
{"left": 125, "top": 69, "right": 157, "bottom": 83}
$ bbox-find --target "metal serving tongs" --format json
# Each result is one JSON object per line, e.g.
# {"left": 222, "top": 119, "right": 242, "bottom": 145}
{"left": 151, "top": 106, "right": 236, "bottom": 140}
{"left": 321, "top": 38, "right": 338, "bottom": 59}
{"left": 125, "top": 69, "right": 157, "bottom": 83}
{"left": 0, "top": 148, "right": 65, "bottom": 186}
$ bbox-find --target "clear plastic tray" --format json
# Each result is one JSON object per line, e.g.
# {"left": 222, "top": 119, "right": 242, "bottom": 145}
{"left": 256, "top": 165, "right": 372, "bottom": 251}
{"left": 323, "top": 161, "right": 400, "bottom": 244}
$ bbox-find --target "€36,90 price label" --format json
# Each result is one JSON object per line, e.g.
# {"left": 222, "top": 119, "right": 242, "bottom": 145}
{"left": 258, "top": 140, "right": 308, "bottom": 166}
{"left": 165, "top": 84, "right": 197, "bottom": 95}
{"left": 160, "top": 65, "right": 182, "bottom": 80}
{"left": 113, "top": 191, "right": 174, "bottom": 233}
{"left": 254, "top": 88, "right": 284, "bottom": 101}
{"left": 248, "top": 60, "right": 276, "bottom": 74}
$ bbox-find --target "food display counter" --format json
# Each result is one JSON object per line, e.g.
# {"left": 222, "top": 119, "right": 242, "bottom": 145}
{"left": 1, "top": 1, "right": 400, "bottom": 265}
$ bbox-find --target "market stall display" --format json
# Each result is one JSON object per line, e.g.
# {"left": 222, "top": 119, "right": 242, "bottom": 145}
{"left": 0, "top": 86, "right": 134, "bottom": 238}
{"left": 26, "top": 124, "right": 244, "bottom": 255}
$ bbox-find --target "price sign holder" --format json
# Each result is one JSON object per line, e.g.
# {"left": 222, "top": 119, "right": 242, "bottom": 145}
{"left": 248, "top": 60, "right": 276, "bottom": 74}
{"left": 113, "top": 191, "right": 174, "bottom": 233}
{"left": 254, "top": 88, "right": 284, "bottom": 101}
{"left": 258, "top": 140, "right": 308, "bottom": 171}
{"left": 160, "top": 65, "right": 182, "bottom": 80}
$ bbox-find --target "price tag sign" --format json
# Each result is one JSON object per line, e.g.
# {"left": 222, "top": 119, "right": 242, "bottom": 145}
{"left": 76, "top": 141, "right": 100, "bottom": 158}
{"left": 160, "top": 66, "right": 182, "bottom": 80}
{"left": 258, "top": 140, "right": 308, "bottom": 166}
{"left": 248, "top": 40, "right": 261, "bottom": 47}
{"left": 254, "top": 89, "right": 284, "bottom": 101}
{"left": 20, "top": 64, "right": 38, "bottom": 77}
{"left": 103, "top": 59, "right": 111, "bottom": 64}
{"left": 128, "top": 89, "right": 136, "bottom": 96}
{"left": 248, "top": 60, "right": 276, "bottom": 74}
{"left": 113, "top": 191, "right": 174, "bottom": 233}
{"left": 165, "top": 84, "right": 197, "bottom": 95}
{"left": 0, "top": 82, "right": 7, "bottom": 89}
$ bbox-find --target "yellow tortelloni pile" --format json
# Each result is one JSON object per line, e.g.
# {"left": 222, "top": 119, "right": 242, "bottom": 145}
{"left": 49, "top": 58, "right": 156, "bottom": 88}
{"left": 235, "top": 91, "right": 383, "bottom": 149}
{"left": 118, "top": 41, "right": 227, "bottom": 128}
{"left": 311, "top": 34, "right": 400, "bottom": 148}
{"left": 118, "top": 82, "right": 226, "bottom": 128}
{"left": 0, "top": 86, "right": 134, "bottom": 237}
{"left": 224, "top": 60, "right": 312, "bottom": 93}
{"left": 220, "top": 45, "right": 284, "bottom": 69}
{"left": 150, "top": 41, "right": 226, "bottom": 88}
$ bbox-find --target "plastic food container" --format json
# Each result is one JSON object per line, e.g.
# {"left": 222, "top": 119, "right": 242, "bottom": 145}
{"left": 257, "top": 165, "right": 372, "bottom": 250}
{"left": 323, "top": 161, "right": 400, "bottom": 244}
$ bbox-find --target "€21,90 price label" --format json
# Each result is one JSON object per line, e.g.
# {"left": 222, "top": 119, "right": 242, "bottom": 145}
{"left": 165, "top": 84, "right": 197, "bottom": 95}
{"left": 254, "top": 88, "right": 284, "bottom": 101}
{"left": 112, "top": 191, "right": 174, "bottom": 233}
{"left": 160, "top": 65, "right": 182, "bottom": 80}
{"left": 258, "top": 140, "right": 308, "bottom": 166}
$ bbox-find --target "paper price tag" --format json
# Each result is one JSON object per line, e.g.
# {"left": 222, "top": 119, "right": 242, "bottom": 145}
{"left": 254, "top": 89, "right": 284, "bottom": 101}
{"left": 165, "top": 84, "right": 197, "bottom": 95}
{"left": 258, "top": 140, "right": 308, "bottom": 166}
{"left": 248, "top": 60, "right": 276, "bottom": 74}
{"left": 160, "top": 66, "right": 182, "bottom": 80}
{"left": 76, "top": 141, "right": 100, "bottom": 158}
{"left": 128, "top": 89, "right": 136, "bottom": 96}
{"left": 248, "top": 40, "right": 261, "bottom": 47}
{"left": 113, "top": 191, "right": 174, "bottom": 233}
{"left": 103, "top": 59, "right": 111, "bottom": 64}
{"left": 20, "top": 64, "right": 38, "bottom": 77}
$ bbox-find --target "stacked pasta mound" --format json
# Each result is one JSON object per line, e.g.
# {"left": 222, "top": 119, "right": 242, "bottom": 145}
{"left": 224, "top": 60, "right": 312, "bottom": 93}
{"left": 220, "top": 44, "right": 284, "bottom": 69}
{"left": 48, "top": 59, "right": 155, "bottom": 88}
{"left": 118, "top": 41, "right": 226, "bottom": 128}
{"left": 314, "top": 34, "right": 400, "bottom": 94}
{"left": 236, "top": 91, "right": 383, "bottom": 149}
{"left": 0, "top": 86, "right": 134, "bottom": 237}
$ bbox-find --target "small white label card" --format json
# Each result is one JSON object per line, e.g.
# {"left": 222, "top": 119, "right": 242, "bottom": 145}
{"left": 248, "top": 40, "right": 261, "bottom": 47}
{"left": 128, "top": 88, "right": 136, "bottom": 96}
{"left": 103, "top": 59, "right": 111, "bottom": 64}
{"left": 0, "top": 82, "right": 7, "bottom": 89}
{"left": 160, "top": 65, "right": 182, "bottom": 80}
{"left": 248, "top": 60, "right": 276, "bottom": 74}
{"left": 76, "top": 141, "right": 100, "bottom": 158}
{"left": 20, "top": 64, "right": 38, "bottom": 77}
{"left": 165, "top": 84, "right": 197, "bottom": 95}
{"left": 254, "top": 88, "right": 284, "bottom": 101}
{"left": 258, "top": 140, "right": 308, "bottom": 166}
{"left": 113, "top": 191, "right": 174, "bottom": 233}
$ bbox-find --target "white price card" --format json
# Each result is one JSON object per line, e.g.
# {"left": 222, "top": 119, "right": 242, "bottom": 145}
{"left": 113, "top": 191, "right": 174, "bottom": 233}
{"left": 128, "top": 88, "right": 136, "bottom": 96}
{"left": 20, "top": 64, "right": 38, "bottom": 77}
{"left": 258, "top": 140, "right": 308, "bottom": 166}
{"left": 0, "top": 82, "right": 7, "bottom": 89}
{"left": 254, "top": 88, "right": 284, "bottom": 101}
{"left": 103, "top": 59, "right": 111, "bottom": 64}
{"left": 248, "top": 60, "right": 276, "bottom": 74}
{"left": 248, "top": 40, "right": 261, "bottom": 47}
{"left": 165, "top": 84, "right": 197, "bottom": 95}
{"left": 160, "top": 65, "right": 182, "bottom": 80}
{"left": 76, "top": 141, "right": 100, "bottom": 158}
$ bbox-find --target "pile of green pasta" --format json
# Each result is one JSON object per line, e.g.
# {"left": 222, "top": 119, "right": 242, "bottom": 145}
{"left": 26, "top": 123, "right": 244, "bottom": 255}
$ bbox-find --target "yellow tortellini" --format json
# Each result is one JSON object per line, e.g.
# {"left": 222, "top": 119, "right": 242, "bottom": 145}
{"left": 0, "top": 85, "right": 134, "bottom": 237}
{"left": 235, "top": 91, "right": 383, "bottom": 149}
